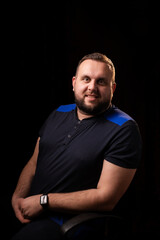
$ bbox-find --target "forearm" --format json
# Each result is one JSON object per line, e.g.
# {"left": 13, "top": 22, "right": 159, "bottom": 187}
{"left": 12, "top": 138, "right": 39, "bottom": 201}
{"left": 12, "top": 160, "right": 36, "bottom": 200}
{"left": 47, "top": 160, "right": 136, "bottom": 214}
{"left": 11, "top": 159, "right": 37, "bottom": 223}
{"left": 48, "top": 188, "right": 112, "bottom": 214}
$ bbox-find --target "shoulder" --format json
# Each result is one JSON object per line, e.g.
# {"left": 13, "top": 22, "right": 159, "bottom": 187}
{"left": 56, "top": 104, "right": 76, "bottom": 112}
{"left": 39, "top": 104, "right": 76, "bottom": 136}
{"left": 103, "top": 106, "right": 142, "bottom": 158}
{"left": 47, "top": 103, "right": 76, "bottom": 122}
{"left": 46, "top": 104, "right": 76, "bottom": 120}
{"left": 103, "top": 105, "right": 135, "bottom": 127}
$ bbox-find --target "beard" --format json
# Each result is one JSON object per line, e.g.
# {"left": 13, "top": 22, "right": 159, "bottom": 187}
{"left": 74, "top": 95, "right": 111, "bottom": 116}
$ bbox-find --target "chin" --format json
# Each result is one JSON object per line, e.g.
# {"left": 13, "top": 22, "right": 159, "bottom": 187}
{"left": 75, "top": 96, "right": 110, "bottom": 115}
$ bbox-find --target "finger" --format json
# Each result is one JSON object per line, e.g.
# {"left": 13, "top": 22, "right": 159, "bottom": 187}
{"left": 18, "top": 214, "right": 31, "bottom": 224}
{"left": 16, "top": 209, "right": 31, "bottom": 224}
{"left": 21, "top": 218, "right": 31, "bottom": 224}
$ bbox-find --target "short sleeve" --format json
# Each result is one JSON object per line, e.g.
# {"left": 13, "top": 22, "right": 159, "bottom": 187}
{"left": 104, "top": 121, "right": 142, "bottom": 169}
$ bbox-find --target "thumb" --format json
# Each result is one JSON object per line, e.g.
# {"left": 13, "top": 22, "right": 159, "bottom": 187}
{"left": 16, "top": 209, "right": 31, "bottom": 224}
{"left": 13, "top": 199, "right": 31, "bottom": 224}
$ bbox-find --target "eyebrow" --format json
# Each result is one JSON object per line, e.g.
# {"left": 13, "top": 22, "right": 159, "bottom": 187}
{"left": 81, "top": 74, "right": 90, "bottom": 79}
{"left": 80, "top": 74, "right": 107, "bottom": 80}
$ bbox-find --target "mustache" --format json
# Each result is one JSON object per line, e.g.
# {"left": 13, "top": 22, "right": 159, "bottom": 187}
{"left": 85, "top": 90, "right": 100, "bottom": 97}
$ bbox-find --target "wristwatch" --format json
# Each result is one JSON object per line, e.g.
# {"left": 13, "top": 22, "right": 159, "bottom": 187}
{"left": 40, "top": 194, "right": 48, "bottom": 209}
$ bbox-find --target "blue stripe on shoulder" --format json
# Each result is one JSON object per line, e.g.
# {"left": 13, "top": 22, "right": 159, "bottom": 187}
{"left": 104, "top": 108, "right": 133, "bottom": 126}
{"left": 56, "top": 104, "right": 76, "bottom": 112}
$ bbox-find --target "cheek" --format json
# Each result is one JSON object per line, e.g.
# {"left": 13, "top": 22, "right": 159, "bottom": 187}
{"left": 101, "top": 88, "right": 111, "bottom": 100}
{"left": 74, "top": 84, "right": 87, "bottom": 95}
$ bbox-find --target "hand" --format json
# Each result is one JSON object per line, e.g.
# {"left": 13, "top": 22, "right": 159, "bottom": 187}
{"left": 12, "top": 195, "right": 43, "bottom": 223}
{"left": 20, "top": 195, "right": 43, "bottom": 221}
{"left": 12, "top": 197, "right": 31, "bottom": 223}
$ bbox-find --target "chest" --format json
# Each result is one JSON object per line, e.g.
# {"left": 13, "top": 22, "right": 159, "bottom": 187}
{"left": 39, "top": 115, "right": 116, "bottom": 163}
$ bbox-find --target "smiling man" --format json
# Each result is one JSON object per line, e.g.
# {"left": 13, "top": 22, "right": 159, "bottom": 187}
{"left": 72, "top": 55, "right": 116, "bottom": 119}
{"left": 11, "top": 53, "right": 142, "bottom": 240}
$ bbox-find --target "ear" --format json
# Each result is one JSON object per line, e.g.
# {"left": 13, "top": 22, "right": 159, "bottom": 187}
{"left": 112, "top": 82, "right": 116, "bottom": 93}
{"left": 72, "top": 76, "right": 76, "bottom": 91}
{"left": 111, "top": 82, "right": 116, "bottom": 98}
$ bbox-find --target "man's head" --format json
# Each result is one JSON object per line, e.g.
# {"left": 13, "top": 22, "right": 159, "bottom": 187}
{"left": 75, "top": 52, "right": 115, "bottom": 84}
{"left": 72, "top": 52, "right": 116, "bottom": 119}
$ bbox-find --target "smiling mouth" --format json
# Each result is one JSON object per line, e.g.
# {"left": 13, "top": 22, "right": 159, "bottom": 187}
{"left": 85, "top": 94, "right": 99, "bottom": 100}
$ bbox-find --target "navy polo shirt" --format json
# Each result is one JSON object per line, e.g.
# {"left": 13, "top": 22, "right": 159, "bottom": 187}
{"left": 30, "top": 104, "right": 142, "bottom": 196}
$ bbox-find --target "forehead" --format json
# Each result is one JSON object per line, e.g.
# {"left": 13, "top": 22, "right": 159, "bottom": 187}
{"left": 77, "top": 59, "right": 112, "bottom": 79}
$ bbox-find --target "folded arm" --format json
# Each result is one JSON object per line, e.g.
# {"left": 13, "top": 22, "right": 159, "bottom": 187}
{"left": 12, "top": 136, "right": 136, "bottom": 222}
{"left": 19, "top": 159, "right": 136, "bottom": 221}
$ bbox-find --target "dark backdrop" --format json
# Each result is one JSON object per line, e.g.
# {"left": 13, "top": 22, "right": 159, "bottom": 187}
{"left": 4, "top": 1, "right": 159, "bottom": 239}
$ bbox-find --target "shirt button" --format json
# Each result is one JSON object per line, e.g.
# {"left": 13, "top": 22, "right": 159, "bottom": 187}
{"left": 68, "top": 134, "right": 71, "bottom": 138}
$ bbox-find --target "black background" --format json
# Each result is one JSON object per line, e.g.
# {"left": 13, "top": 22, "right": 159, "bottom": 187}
{"left": 3, "top": 1, "right": 160, "bottom": 238}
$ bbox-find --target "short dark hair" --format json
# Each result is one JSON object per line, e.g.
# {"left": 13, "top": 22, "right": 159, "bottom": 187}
{"left": 76, "top": 52, "right": 115, "bottom": 83}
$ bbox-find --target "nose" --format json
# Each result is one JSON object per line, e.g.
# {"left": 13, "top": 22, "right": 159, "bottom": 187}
{"left": 88, "top": 80, "right": 97, "bottom": 91}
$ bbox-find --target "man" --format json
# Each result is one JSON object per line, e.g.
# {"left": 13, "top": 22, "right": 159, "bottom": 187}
{"left": 11, "top": 52, "right": 142, "bottom": 239}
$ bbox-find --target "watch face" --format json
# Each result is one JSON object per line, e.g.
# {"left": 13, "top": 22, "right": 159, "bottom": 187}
{"left": 40, "top": 195, "right": 48, "bottom": 205}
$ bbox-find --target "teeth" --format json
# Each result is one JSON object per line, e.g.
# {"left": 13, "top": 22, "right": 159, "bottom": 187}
{"left": 86, "top": 95, "right": 98, "bottom": 100}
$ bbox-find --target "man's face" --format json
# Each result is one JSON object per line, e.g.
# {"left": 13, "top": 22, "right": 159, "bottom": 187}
{"left": 72, "top": 59, "right": 116, "bottom": 117}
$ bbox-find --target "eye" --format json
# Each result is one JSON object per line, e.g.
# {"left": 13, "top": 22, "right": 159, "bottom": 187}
{"left": 97, "top": 78, "right": 107, "bottom": 85}
{"left": 83, "top": 76, "right": 90, "bottom": 82}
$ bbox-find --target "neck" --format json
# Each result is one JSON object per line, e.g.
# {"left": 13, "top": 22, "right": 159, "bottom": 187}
{"left": 76, "top": 104, "right": 112, "bottom": 121}
{"left": 77, "top": 108, "right": 94, "bottom": 120}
